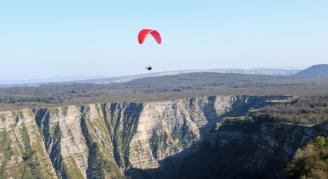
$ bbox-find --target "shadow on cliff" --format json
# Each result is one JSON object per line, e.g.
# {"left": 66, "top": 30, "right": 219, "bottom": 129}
{"left": 125, "top": 96, "right": 290, "bottom": 179}
{"left": 127, "top": 121, "right": 328, "bottom": 179}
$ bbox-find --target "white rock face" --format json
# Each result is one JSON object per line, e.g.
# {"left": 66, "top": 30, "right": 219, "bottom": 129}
{"left": 129, "top": 96, "right": 234, "bottom": 169}
{"left": 56, "top": 106, "right": 89, "bottom": 178}
{"left": 0, "top": 110, "right": 58, "bottom": 179}
{"left": 0, "top": 95, "right": 275, "bottom": 178}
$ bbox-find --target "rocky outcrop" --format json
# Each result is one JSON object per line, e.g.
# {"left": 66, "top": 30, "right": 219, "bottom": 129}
{"left": 155, "top": 119, "right": 328, "bottom": 179}
{"left": 0, "top": 96, "right": 283, "bottom": 178}
{"left": 128, "top": 96, "right": 219, "bottom": 169}
{"left": 0, "top": 110, "right": 57, "bottom": 179}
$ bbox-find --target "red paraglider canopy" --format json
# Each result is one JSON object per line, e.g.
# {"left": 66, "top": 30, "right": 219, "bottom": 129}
{"left": 138, "top": 29, "right": 162, "bottom": 44}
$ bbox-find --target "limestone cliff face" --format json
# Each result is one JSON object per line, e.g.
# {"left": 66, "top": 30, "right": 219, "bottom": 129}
{"left": 0, "top": 109, "right": 57, "bottom": 179}
{"left": 0, "top": 96, "right": 279, "bottom": 178}
{"left": 156, "top": 118, "right": 328, "bottom": 179}
{"left": 129, "top": 96, "right": 223, "bottom": 169}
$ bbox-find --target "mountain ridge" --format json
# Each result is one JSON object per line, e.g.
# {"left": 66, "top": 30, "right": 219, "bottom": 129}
{"left": 294, "top": 64, "right": 328, "bottom": 77}
{"left": 0, "top": 95, "right": 287, "bottom": 178}
{"left": 0, "top": 68, "right": 301, "bottom": 87}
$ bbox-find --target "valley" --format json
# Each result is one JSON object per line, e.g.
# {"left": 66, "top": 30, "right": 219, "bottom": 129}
{"left": 1, "top": 65, "right": 328, "bottom": 179}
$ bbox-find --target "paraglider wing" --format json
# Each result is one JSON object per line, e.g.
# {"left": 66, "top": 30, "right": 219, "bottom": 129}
{"left": 150, "top": 30, "right": 161, "bottom": 44}
{"left": 138, "top": 29, "right": 152, "bottom": 44}
{"left": 138, "top": 29, "right": 161, "bottom": 44}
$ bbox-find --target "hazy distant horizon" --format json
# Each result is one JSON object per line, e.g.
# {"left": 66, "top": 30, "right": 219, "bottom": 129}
{"left": 1, "top": 1, "right": 327, "bottom": 81}
{"left": 0, "top": 65, "right": 307, "bottom": 84}
{"left": 0, "top": 64, "right": 308, "bottom": 82}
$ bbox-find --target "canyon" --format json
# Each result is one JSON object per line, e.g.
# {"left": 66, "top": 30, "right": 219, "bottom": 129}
{"left": 0, "top": 95, "right": 327, "bottom": 178}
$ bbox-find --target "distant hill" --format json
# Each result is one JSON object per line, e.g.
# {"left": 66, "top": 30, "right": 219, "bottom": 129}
{"left": 85, "top": 68, "right": 300, "bottom": 85}
{"left": 0, "top": 70, "right": 328, "bottom": 109}
{"left": 294, "top": 64, "right": 328, "bottom": 77}
{"left": 0, "top": 68, "right": 300, "bottom": 87}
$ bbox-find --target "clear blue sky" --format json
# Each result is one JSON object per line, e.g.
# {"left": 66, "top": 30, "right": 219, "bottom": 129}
{"left": 0, "top": 0, "right": 327, "bottom": 81}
